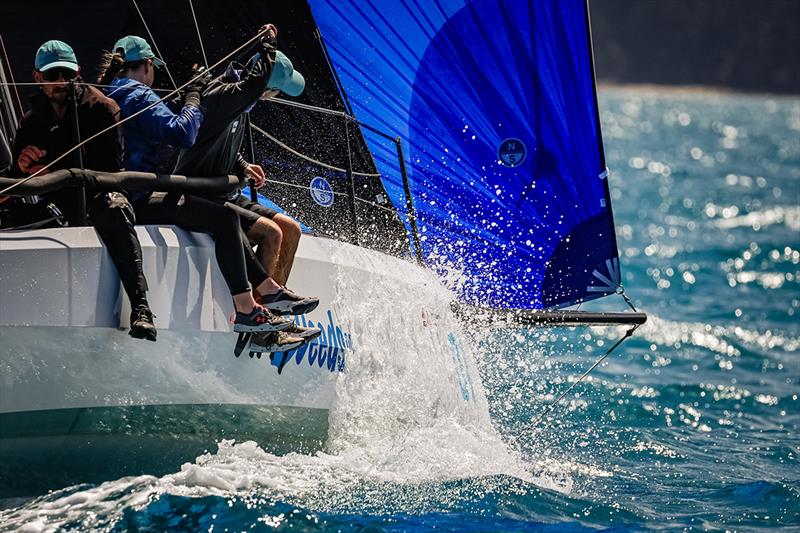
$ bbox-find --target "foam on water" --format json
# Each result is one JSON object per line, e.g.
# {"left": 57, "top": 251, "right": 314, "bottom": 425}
{"left": 1, "top": 246, "right": 554, "bottom": 531}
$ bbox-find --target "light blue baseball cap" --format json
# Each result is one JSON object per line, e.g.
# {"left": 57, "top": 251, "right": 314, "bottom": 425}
{"left": 246, "top": 51, "right": 305, "bottom": 97}
{"left": 113, "top": 35, "right": 166, "bottom": 67}
{"left": 35, "top": 40, "right": 78, "bottom": 72}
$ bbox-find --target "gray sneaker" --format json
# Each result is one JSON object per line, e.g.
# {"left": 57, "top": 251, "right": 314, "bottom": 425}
{"left": 250, "top": 331, "right": 305, "bottom": 353}
{"left": 233, "top": 304, "right": 292, "bottom": 333}
{"left": 286, "top": 322, "right": 321, "bottom": 340}
{"left": 260, "top": 287, "right": 319, "bottom": 316}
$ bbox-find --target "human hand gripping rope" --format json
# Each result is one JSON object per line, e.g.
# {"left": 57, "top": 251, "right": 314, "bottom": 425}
{"left": 0, "top": 26, "right": 275, "bottom": 198}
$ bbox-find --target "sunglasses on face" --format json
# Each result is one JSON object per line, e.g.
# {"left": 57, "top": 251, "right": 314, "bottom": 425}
{"left": 42, "top": 68, "right": 78, "bottom": 82}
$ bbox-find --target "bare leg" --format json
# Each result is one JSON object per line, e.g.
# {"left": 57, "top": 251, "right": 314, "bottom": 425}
{"left": 247, "top": 216, "right": 282, "bottom": 280}
{"left": 272, "top": 214, "right": 301, "bottom": 286}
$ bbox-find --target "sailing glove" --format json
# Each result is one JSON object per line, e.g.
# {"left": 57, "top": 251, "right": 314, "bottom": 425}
{"left": 258, "top": 24, "right": 278, "bottom": 60}
{"left": 184, "top": 64, "right": 213, "bottom": 108}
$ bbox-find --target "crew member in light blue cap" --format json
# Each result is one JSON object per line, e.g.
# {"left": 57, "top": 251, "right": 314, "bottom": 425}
{"left": 99, "top": 32, "right": 299, "bottom": 344}
{"left": 98, "top": 35, "right": 204, "bottom": 175}
{"left": 173, "top": 23, "right": 320, "bottom": 349}
{"left": 246, "top": 50, "right": 305, "bottom": 98}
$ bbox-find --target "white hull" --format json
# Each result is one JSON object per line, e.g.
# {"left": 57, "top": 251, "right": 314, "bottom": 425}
{"left": 0, "top": 226, "right": 383, "bottom": 416}
{"left": 0, "top": 225, "right": 451, "bottom": 427}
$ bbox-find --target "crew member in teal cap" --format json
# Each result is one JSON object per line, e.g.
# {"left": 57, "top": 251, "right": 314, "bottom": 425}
{"left": 98, "top": 35, "right": 203, "bottom": 176}
{"left": 4, "top": 40, "right": 158, "bottom": 341}
{"left": 98, "top": 33, "right": 296, "bottom": 340}
{"left": 31, "top": 40, "right": 79, "bottom": 106}
{"left": 173, "top": 23, "right": 320, "bottom": 351}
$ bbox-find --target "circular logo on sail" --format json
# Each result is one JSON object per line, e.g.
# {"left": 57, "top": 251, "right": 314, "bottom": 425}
{"left": 498, "top": 138, "right": 526, "bottom": 167}
{"left": 310, "top": 176, "right": 334, "bottom": 207}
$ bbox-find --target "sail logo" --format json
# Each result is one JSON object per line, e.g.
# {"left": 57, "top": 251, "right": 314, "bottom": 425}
{"left": 310, "top": 176, "right": 334, "bottom": 207}
{"left": 498, "top": 138, "right": 526, "bottom": 167}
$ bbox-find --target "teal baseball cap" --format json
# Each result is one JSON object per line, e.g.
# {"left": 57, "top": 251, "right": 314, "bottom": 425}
{"left": 270, "top": 51, "right": 305, "bottom": 96}
{"left": 113, "top": 35, "right": 166, "bottom": 67}
{"left": 247, "top": 51, "right": 304, "bottom": 97}
{"left": 35, "top": 40, "right": 78, "bottom": 72}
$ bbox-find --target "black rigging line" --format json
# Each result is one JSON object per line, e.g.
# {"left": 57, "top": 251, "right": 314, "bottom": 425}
{"left": 530, "top": 322, "right": 641, "bottom": 427}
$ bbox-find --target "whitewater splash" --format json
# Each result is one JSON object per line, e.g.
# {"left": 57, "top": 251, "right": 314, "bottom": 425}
{"left": 1, "top": 247, "right": 551, "bottom": 530}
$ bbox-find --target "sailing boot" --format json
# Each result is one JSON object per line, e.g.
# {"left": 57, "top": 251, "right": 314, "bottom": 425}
{"left": 259, "top": 287, "right": 319, "bottom": 316}
{"left": 130, "top": 304, "right": 157, "bottom": 342}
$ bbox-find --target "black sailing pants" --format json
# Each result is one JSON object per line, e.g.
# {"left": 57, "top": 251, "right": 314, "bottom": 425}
{"left": 89, "top": 192, "right": 149, "bottom": 308}
{"left": 133, "top": 192, "right": 268, "bottom": 295}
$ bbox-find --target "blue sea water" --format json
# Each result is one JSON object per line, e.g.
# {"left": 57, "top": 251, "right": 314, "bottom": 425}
{"left": 2, "top": 88, "right": 798, "bottom": 531}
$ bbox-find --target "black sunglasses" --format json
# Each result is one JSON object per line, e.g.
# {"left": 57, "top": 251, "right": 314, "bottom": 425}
{"left": 42, "top": 68, "right": 78, "bottom": 82}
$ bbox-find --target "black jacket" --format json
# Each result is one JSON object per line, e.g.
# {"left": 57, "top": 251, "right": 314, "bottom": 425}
{"left": 8, "top": 83, "right": 123, "bottom": 223}
{"left": 172, "top": 39, "right": 276, "bottom": 181}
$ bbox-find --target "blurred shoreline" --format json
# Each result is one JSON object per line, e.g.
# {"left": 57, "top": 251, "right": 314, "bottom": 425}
{"left": 597, "top": 81, "right": 800, "bottom": 100}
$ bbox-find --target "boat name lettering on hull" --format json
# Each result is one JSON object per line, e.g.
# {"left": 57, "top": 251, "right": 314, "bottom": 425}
{"left": 272, "top": 309, "right": 350, "bottom": 373}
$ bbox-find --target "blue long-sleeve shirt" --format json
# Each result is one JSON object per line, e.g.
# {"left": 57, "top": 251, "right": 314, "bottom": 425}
{"left": 104, "top": 77, "right": 203, "bottom": 173}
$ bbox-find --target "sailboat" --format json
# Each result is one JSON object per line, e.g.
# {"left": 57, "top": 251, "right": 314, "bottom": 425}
{"left": 0, "top": 0, "right": 644, "bottom": 497}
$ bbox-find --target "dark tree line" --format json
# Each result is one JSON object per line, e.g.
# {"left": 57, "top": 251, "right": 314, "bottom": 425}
{"left": 589, "top": 0, "right": 800, "bottom": 94}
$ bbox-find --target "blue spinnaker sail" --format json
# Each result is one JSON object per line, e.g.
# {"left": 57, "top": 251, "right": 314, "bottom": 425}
{"left": 309, "top": 0, "right": 619, "bottom": 309}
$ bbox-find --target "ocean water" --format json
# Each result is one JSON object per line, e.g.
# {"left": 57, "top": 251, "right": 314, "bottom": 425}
{"left": 2, "top": 87, "right": 799, "bottom": 531}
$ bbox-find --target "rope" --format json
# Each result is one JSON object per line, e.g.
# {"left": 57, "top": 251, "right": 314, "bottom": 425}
{"left": 269, "top": 96, "right": 347, "bottom": 118}
{"left": 531, "top": 323, "right": 640, "bottom": 427}
{"left": 261, "top": 176, "right": 343, "bottom": 195}
{"left": 249, "top": 123, "right": 381, "bottom": 177}
{"left": 259, "top": 177, "right": 397, "bottom": 215}
{"left": 130, "top": 0, "right": 178, "bottom": 90}
{"left": 0, "top": 27, "right": 272, "bottom": 197}
{"left": 0, "top": 81, "right": 79, "bottom": 86}
{"left": 354, "top": 193, "right": 397, "bottom": 214}
{"left": 187, "top": 0, "right": 209, "bottom": 68}
{"left": 0, "top": 216, "right": 61, "bottom": 232}
{"left": 0, "top": 81, "right": 175, "bottom": 95}
{"left": 0, "top": 34, "right": 23, "bottom": 118}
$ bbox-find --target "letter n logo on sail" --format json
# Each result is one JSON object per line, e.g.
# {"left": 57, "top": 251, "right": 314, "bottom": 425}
{"left": 498, "top": 138, "right": 526, "bottom": 167}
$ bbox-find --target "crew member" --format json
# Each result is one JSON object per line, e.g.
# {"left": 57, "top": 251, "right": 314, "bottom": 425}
{"left": 7, "top": 40, "right": 156, "bottom": 341}
{"left": 173, "top": 25, "right": 318, "bottom": 330}
{"left": 99, "top": 35, "right": 294, "bottom": 339}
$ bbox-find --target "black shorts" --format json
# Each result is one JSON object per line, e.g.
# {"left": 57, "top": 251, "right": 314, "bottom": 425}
{"left": 225, "top": 194, "right": 278, "bottom": 234}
